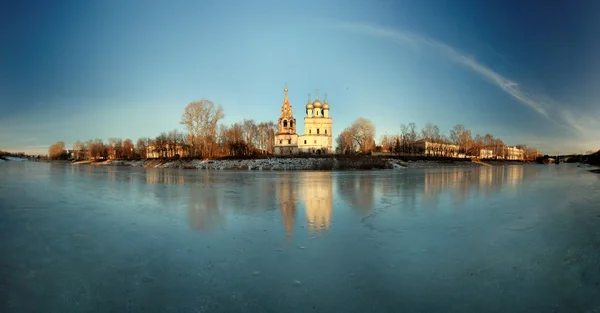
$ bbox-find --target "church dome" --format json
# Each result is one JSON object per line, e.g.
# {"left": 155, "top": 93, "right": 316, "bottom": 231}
{"left": 312, "top": 99, "right": 323, "bottom": 108}
{"left": 323, "top": 101, "right": 330, "bottom": 110}
{"left": 306, "top": 102, "right": 314, "bottom": 110}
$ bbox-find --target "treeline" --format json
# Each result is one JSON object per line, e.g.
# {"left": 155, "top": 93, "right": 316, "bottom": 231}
{"left": 334, "top": 121, "right": 539, "bottom": 160}
{"left": 46, "top": 98, "right": 540, "bottom": 161}
{"left": 52, "top": 99, "right": 278, "bottom": 160}
{"left": 0, "top": 150, "right": 41, "bottom": 159}
{"left": 374, "top": 123, "right": 539, "bottom": 159}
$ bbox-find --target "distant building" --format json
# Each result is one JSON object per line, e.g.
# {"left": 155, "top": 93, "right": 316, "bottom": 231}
{"left": 415, "top": 139, "right": 459, "bottom": 157}
{"left": 506, "top": 146, "right": 524, "bottom": 160}
{"left": 146, "top": 145, "right": 189, "bottom": 159}
{"left": 274, "top": 85, "right": 333, "bottom": 155}
{"left": 480, "top": 149, "right": 494, "bottom": 159}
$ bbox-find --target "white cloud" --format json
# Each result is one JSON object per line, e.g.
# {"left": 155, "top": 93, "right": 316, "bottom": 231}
{"left": 336, "top": 22, "right": 600, "bottom": 142}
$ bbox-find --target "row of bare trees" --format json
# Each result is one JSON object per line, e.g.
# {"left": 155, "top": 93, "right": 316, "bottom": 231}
{"left": 377, "top": 123, "right": 539, "bottom": 160}
{"left": 58, "top": 99, "right": 278, "bottom": 160}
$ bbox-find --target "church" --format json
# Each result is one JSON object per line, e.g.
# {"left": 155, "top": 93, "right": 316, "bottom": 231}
{"left": 274, "top": 85, "right": 333, "bottom": 155}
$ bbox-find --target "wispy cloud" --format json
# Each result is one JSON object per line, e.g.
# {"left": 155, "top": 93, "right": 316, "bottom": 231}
{"left": 24, "top": 144, "right": 49, "bottom": 148}
{"left": 336, "top": 22, "right": 599, "bottom": 137}
{"left": 22, "top": 137, "right": 37, "bottom": 142}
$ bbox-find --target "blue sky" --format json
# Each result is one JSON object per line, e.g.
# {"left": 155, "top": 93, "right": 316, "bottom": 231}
{"left": 2, "top": 0, "right": 599, "bottom": 155}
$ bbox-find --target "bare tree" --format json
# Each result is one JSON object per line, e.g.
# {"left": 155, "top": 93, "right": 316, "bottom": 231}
{"left": 421, "top": 123, "right": 441, "bottom": 140}
{"left": 48, "top": 141, "right": 66, "bottom": 160}
{"left": 180, "top": 99, "right": 224, "bottom": 158}
{"left": 136, "top": 137, "right": 148, "bottom": 159}
{"left": 123, "top": 139, "right": 135, "bottom": 159}
{"left": 349, "top": 118, "right": 376, "bottom": 153}
{"left": 89, "top": 139, "right": 106, "bottom": 160}
{"left": 400, "top": 123, "right": 418, "bottom": 154}
{"left": 73, "top": 140, "right": 84, "bottom": 160}
{"left": 224, "top": 122, "right": 247, "bottom": 156}
{"left": 471, "top": 134, "right": 484, "bottom": 157}
{"left": 242, "top": 119, "right": 259, "bottom": 153}
{"left": 335, "top": 128, "right": 355, "bottom": 154}
{"left": 449, "top": 124, "right": 472, "bottom": 155}
{"left": 379, "top": 134, "right": 394, "bottom": 152}
{"left": 154, "top": 132, "right": 169, "bottom": 158}
{"left": 494, "top": 138, "right": 505, "bottom": 159}
{"left": 107, "top": 138, "right": 123, "bottom": 159}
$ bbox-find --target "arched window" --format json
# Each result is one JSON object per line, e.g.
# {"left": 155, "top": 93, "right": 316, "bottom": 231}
{"left": 325, "top": 129, "right": 327, "bottom": 134}
{"left": 304, "top": 140, "right": 306, "bottom": 144}
{"left": 288, "top": 139, "right": 291, "bottom": 144}
{"left": 290, "top": 121, "right": 294, "bottom": 128}
{"left": 314, "top": 140, "right": 316, "bottom": 144}
{"left": 283, "top": 120, "right": 288, "bottom": 127}
{"left": 316, "top": 110, "right": 319, "bottom": 116}
{"left": 309, "top": 129, "right": 311, "bottom": 134}
{"left": 279, "top": 140, "right": 282, "bottom": 144}
{"left": 317, "top": 128, "right": 320, "bottom": 134}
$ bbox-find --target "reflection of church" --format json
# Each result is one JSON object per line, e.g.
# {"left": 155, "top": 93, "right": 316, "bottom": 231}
{"left": 277, "top": 176, "right": 299, "bottom": 237}
{"left": 302, "top": 172, "right": 333, "bottom": 234}
{"left": 274, "top": 85, "right": 333, "bottom": 155}
{"left": 276, "top": 172, "right": 333, "bottom": 237}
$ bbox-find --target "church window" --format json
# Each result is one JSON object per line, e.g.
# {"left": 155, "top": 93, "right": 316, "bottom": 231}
{"left": 316, "top": 110, "right": 319, "bottom": 116}
{"left": 317, "top": 128, "right": 320, "bottom": 134}
{"left": 288, "top": 139, "right": 291, "bottom": 144}
{"left": 309, "top": 129, "right": 311, "bottom": 134}
{"left": 314, "top": 140, "right": 316, "bottom": 144}
{"left": 290, "top": 121, "right": 294, "bottom": 128}
{"left": 279, "top": 140, "right": 282, "bottom": 144}
{"left": 283, "top": 120, "right": 288, "bottom": 127}
{"left": 304, "top": 140, "right": 306, "bottom": 144}
{"left": 325, "top": 129, "right": 327, "bottom": 134}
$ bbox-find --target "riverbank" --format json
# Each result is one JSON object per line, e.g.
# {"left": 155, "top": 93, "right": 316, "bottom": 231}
{"left": 74, "top": 157, "right": 521, "bottom": 170}
{"left": 0, "top": 156, "right": 36, "bottom": 162}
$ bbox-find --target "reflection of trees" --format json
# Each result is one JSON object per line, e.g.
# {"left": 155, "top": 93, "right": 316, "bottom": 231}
{"left": 146, "top": 169, "right": 185, "bottom": 185}
{"left": 276, "top": 175, "right": 299, "bottom": 237}
{"left": 422, "top": 166, "right": 525, "bottom": 204}
{"left": 187, "top": 182, "right": 225, "bottom": 230}
{"left": 423, "top": 169, "right": 468, "bottom": 206}
{"left": 379, "top": 173, "right": 420, "bottom": 209}
{"left": 302, "top": 172, "right": 333, "bottom": 234}
{"left": 107, "top": 166, "right": 117, "bottom": 182}
{"left": 337, "top": 173, "right": 375, "bottom": 214}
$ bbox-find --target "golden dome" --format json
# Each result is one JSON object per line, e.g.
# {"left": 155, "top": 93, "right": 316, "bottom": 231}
{"left": 323, "top": 101, "right": 330, "bottom": 110}
{"left": 312, "top": 99, "right": 323, "bottom": 108}
{"left": 306, "top": 102, "right": 314, "bottom": 110}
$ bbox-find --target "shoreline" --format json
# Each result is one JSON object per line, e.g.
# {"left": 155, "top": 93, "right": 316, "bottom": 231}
{"left": 68, "top": 157, "right": 526, "bottom": 171}
{"left": 2, "top": 155, "right": 535, "bottom": 170}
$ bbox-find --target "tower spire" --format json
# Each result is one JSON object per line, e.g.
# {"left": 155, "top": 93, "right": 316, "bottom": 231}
{"left": 315, "top": 88, "right": 319, "bottom": 100}
{"left": 324, "top": 92, "right": 328, "bottom": 102}
{"left": 307, "top": 93, "right": 311, "bottom": 103}
{"left": 284, "top": 83, "right": 289, "bottom": 103}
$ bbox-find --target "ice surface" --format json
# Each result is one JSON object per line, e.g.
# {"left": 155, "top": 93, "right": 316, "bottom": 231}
{"left": 0, "top": 162, "right": 599, "bottom": 312}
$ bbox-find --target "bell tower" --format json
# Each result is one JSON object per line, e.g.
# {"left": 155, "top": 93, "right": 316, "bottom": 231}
{"left": 278, "top": 84, "right": 296, "bottom": 134}
{"left": 274, "top": 84, "right": 299, "bottom": 155}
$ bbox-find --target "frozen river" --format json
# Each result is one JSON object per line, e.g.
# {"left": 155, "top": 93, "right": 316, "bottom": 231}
{"left": 1, "top": 162, "right": 599, "bottom": 312}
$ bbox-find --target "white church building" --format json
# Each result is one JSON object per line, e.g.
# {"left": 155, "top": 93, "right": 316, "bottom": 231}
{"left": 274, "top": 85, "right": 333, "bottom": 155}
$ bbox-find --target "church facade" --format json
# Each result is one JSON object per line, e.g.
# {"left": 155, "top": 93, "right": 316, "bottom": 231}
{"left": 274, "top": 86, "right": 333, "bottom": 155}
